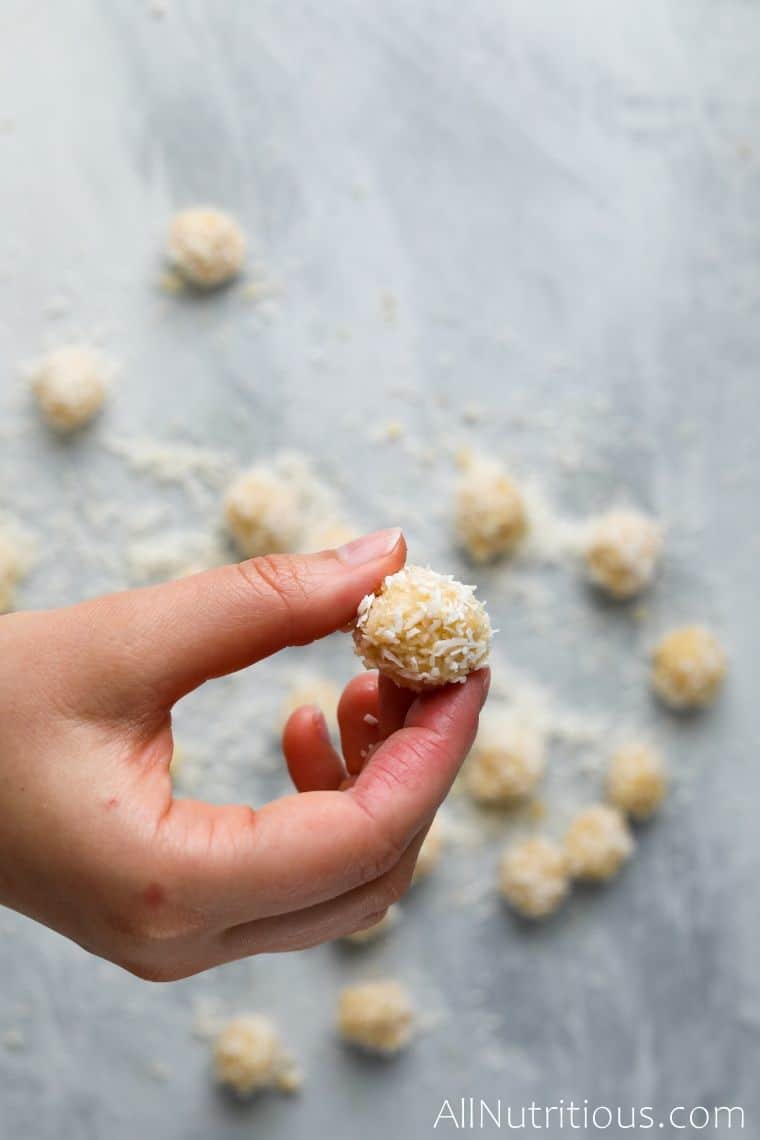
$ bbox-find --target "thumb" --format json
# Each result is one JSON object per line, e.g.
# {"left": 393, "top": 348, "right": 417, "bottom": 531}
{"left": 67, "top": 528, "right": 405, "bottom": 710}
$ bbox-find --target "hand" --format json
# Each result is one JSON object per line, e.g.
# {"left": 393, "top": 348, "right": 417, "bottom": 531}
{"left": 0, "top": 528, "right": 489, "bottom": 981}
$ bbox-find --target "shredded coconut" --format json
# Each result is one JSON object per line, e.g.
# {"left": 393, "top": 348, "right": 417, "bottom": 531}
{"left": 650, "top": 626, "right": 727, "bottom": 710}
{"left": 353, "top": 565, "right": 492, "bottom": 690}
{"left": 168, "top": 207, "right": 246, "bottom": 289}
{"left": 583, "top": 509, "right": 663, "bottom": 599}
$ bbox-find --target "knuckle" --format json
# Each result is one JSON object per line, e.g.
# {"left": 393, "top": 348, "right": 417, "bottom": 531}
{"left": 236, "top": 556, "right": 311, "bottom": 644}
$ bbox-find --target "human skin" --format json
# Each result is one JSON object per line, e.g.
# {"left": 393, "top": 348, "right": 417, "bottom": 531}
{"left": 0, "top": 528, "right": 489, "bottom": 981}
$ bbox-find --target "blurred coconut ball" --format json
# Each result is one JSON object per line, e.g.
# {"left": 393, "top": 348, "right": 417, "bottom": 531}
{"left": 465, "top": 703, "right": 546, "bottom": 806}
{"left": 412, "top": 815, "right": 445, "bottom": 884}
{"left": 29, "top": 344, "right": 111, "bottom": 432}
{"left": 499, "top": 837, "right": 570, "bottom": 919}
{"left": 223, "top": 466, "right": 302, "bottom": 558}
{"left": 564, "top": 804, "right": 634, "bottom": 883}
{"left": 607, "top": 741, "right": 668, "bottom": 821}
{"left": 583, "top": 509, "right": 663, "bottom": 600}
{"left": 168, "top": 207, "right": 246, "bottom": 288}
{"left": 337, "top": 980, "right": 414, "bottom": 1055}
{"left": 454, "top": 455, "right": 528, "bottom": 563}
{"left": 651, "top": 625, "right": 727, "bottom": 710}
{"left": 341, "top": 905, "right": 399, "bottom": 946}
{"left": 212, "top": 1015, "right": 300, "bottom": 1097}
{"left": 352, "top": 565, "right": 492, "bottom": 691}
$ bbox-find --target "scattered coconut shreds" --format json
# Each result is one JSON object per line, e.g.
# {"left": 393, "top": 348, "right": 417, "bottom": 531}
{"left": 353, "top": 565, "right": 492, "bottom": 691}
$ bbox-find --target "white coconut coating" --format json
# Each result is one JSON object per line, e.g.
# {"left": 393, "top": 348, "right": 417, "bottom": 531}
{"left": 607, "top": 742, "right": 668, "bottom": 821}
{"left": 212, "top": 1015, "right": 300, "bottom": 1097}
{"left": 466, "top": 704, "right": 546, "bottom": 805}
{"left": 583, "top": 509, "right": 663, "bottom": 600}
{"left": 29, "top": 345, "right": 110, "bottom": 432}
{"left": 651, "top": 625, "right": 727, "bottom": 709}
{"left": 564, "top": 804, "right": 634, "bottom": 883}
{"left": 168, "top": 207, "right": 246, "bottom": 288}
{"left": 223, "top": 466, "right": 302, "bottom": 557}
{"left": 454, "top": 457, "right": 528, "bottom": 562}
{"left": 337, "top": 980, "right": 414, "bottom": 1054}
{"left": 499, "top": 837, "right": 570, "bottom": 919}
{"left": 352, "top": 565, "right": 492, "bottom": 691}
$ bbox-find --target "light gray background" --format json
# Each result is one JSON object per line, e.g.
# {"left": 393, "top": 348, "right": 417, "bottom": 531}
{"left": 0, "top": 2, "right": 758, "bottom": 1138}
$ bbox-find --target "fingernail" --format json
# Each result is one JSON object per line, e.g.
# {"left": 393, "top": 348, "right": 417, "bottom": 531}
{"left": 337, "top": 527, "right": 403, "bottom": 566}
{"left": 310, "top": 707, "right": 331, "bottom": 742}
{"left": 478, "top": 668, "right": 491, "bottom": 703}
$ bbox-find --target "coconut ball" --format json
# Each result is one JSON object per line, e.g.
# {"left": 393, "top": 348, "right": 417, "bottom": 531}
{"left": 223, "top": 466, "right": 302, "bottom": 558}
{"left": 583, "top": 509, "right": 663, "bottom": 600}
{"left": 212, "top": 1015, "right": 300, "bottom": 1097}
{"left": 607, "top": 742, "right": 668, "bottom": 821}
{"left": 499, "top": 837, "right": 570, "bottom": 919}
{"left": 168, "top": 206, "right": 246, "bottom": 288}
{"left": 454, "top": 456, "right": 528, "bottom": 562}
{"left": 353, "top": 565, "right": 492, "bottom": 691}
{"left": 564, "top": 804, "right": 634, "bottom": 883}
{"left": 412, "top": 815, "right": 445, "bottom": 884}
{"left": 342, "top": 905, "right": 399, "bottom": 946}
{"left": 465, "top": 705, "right": 546, "bottom": 806}
{"left": 651, "top": 625, "right": 727, "bottom": 709}
{"left": 0, "top": 529, "right": 23, "bottom": 614}
{"left": 29, "top": 345, "right": 110, "bottom": 432}
{"left": 337, "top": 980, "right": 414, "bottom": 1054}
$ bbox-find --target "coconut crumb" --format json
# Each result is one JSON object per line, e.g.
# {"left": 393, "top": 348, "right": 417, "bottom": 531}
{"left": 337, "top": 980, "right": 414, "bottom": 1054}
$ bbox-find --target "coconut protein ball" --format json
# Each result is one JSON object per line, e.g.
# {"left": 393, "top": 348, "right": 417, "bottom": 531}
{"left": 223, "top": 466, "right": 302, "bottom": 558}
{"left": 454, "top": 455, "right": 528, "bottom": 563}
{"left": 607, "top": 741, "right": 668, "bottom": 821}
{"left": 466, "top": 704, "right": 546, "bottom": 806}
{"left": 583, "top": 509, "right": 663, "bottom": 600}
{"left": 651, "top": 626, "right": 727, "bottom": 710}
{"left": 499, "top": 837, "right": 570, "bottom": 919}
{"left": 352, "top": 566, "right": 492, "bottom": 691}
{"left": 212, "top": 1015, "right": 301, "bottom": 1097}
{"left": 564, "top": 804, "right": 634, "bottom": 883}
{"left": 337, "top": 980, "right": 415, "bottom": 1055}
{"left": 29, "top": 344, "right": 110, "bottom": 432}
{"left": 168, "top": 207, "right": 246, "bottom": 288}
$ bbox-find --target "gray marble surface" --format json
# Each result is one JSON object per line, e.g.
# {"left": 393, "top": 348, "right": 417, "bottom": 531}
{"left": 0, "top": 2, "right": 759, "bottom": 1137}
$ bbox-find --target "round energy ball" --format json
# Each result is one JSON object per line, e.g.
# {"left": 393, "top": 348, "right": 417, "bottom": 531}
{"left": 342, "top": 905, "right": 399, "bottom": 946}
{"left": 412, "top": 815, "right": 445, "bottom": 884}
{"left": 607, "top": 742, "right": 668, "bottom": 821}
{"left": 353, "top": 565, "right": 492, "bottom": 691}
{"left": 168, "top": 206, "right": 246, "bottom": 288}
{"left": 223, "top": 466, "right": 302, "bottom": 557}
{"left": 454, "top": 457, "right": 528, "bottom": 562}
{"left": 212, "top": 1015, "right": 300, "bottom": 1097}
{"left": 564, "top": 804, "right": 634, "bottom": 883}
{"left": 0, "top": 529, "right": 22, "bottom": 614}
{"left": 583, "top": 509, "right": 663, "bottom": 600}
{"left": 337, "top": 980, "right": 414, "bottom": 1055}
{"left": 651, "top": 625, "right": 727, "bottom": 709}
{"left": 29, "top": 345, "right": 109, "bottom": 432}
{"left": 499, "top": 837, "right": 570, "bottom": 919}
{"left": 465, "top": 705, "right": 546, "bottom": 806}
